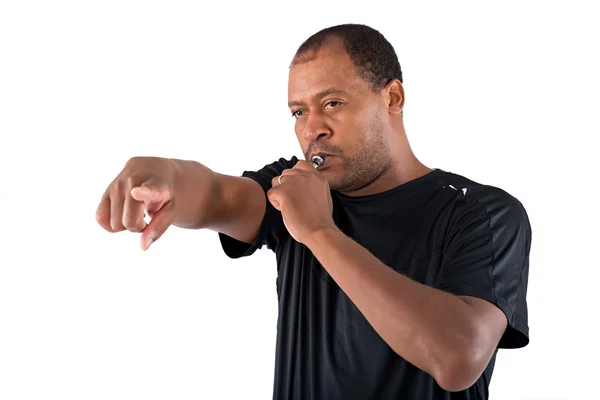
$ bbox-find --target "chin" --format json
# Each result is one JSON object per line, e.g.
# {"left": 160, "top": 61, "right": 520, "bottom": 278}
{"left": 324, "top": 176, "right": 347, "bottom": 192}
{"left": 322, "top": 175, "right": 340, "bottom": 191}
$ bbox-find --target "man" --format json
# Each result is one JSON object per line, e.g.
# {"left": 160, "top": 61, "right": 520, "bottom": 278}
{"left": 96, "top": 24, "right": 531, "bottom": 399}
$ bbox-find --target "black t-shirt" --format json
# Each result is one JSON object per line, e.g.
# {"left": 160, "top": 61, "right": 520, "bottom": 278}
{"left": 219, "top": 156, "right": 531, "bottom": 400}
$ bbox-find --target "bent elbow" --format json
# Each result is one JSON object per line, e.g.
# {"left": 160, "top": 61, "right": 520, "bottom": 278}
{"left": 434, "top": 351, "right": 487, "bottom": 392}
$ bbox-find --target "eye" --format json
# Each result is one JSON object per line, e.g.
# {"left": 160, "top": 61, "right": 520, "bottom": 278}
{"left": 291, "top": 109, "right": 304, "bottom": 118}
{"left": 325, "top": 101, "right": 341, "bottom": 109}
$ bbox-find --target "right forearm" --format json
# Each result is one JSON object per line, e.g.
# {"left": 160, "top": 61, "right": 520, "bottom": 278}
{"left": 168, "top": 157, "right": 265, "bottom": 243}
{"left": 169, "top": 158, "right": 224, "bottom": 230}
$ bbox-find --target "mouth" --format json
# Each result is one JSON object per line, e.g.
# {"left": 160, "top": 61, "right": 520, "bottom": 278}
{"left": 310, "top": 153, "right": 335, "bottom": 170}
{"left": 310, "top": 152, "right": 335, "bottom": 161}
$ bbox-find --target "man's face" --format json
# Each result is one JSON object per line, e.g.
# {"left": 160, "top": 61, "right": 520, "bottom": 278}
{"left": 288, "top": 42, "right": 392, "bottom": 193}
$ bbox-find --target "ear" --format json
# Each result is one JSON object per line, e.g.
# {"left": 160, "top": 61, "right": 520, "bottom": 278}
{"left": 383, "top": 79, "right": 404, "bottom": 115}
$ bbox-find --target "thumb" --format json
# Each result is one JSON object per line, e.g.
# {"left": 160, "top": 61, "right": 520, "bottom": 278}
{"left": 267, "top": 189, "right": 282, "bottom": 211}
{"left": 131, "top": 181, "right": 172, "bottom": 207}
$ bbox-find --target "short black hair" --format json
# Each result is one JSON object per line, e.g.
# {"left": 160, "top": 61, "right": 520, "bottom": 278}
{"left": 293, "top": 23, "right": 403, "bottom": 92}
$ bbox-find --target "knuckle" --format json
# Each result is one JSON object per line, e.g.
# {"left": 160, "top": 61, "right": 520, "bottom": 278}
{"left": 97, "top": 216, "right": 110, "bottom": 230}
{"left": 125, "top": 156, "right": 143, "bottom": 167}
{"left": 95, "top": 209, "right": 103, "bottom": 223}
{"left": 111, "top": 181, "right": 125, "bottom": 197}
{"left": 152, "top": 229, "right": 165, "bottom": 241}
{"left": 125, "top": 175, "right": 137, "bottom": 188}
{"left": 110, "top": 214, "right": 125, "bottom": 232}
{"left": 158, "top": 184, "right": 171, "bottom": 197}
{"left": 122, "top": 216, "right": 139, "bottom": 231}
{"left": 96, "top": 215, "right": 110, "bottom": 231}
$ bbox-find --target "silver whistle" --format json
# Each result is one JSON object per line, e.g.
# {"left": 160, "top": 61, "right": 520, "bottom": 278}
{"left": 311, "top": 155, "right": 324, "bottom": 169}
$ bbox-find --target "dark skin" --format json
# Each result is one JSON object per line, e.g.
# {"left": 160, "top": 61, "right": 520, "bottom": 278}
{"left": 267, "top": 39, "right": 508, "bottom": 392}
{"left": 96, "top": 37, "right": 508, "bottom": 393}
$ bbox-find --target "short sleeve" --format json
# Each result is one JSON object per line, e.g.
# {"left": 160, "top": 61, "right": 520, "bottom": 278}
{"left": 434, "top": 187, "right": 532, "bottom": 349}
{"left": 218, "top": 156, "right": 298, "bottom": 259}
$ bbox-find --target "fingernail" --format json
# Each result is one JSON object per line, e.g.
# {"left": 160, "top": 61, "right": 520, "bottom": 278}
{"left": 133, "top": 187, "right": 148, "bottom": 196}
{"left": 142, "top": 235, "right": 153, "bottom": 250}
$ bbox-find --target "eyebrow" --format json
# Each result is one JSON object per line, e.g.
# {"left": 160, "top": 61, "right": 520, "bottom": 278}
{"left": 288, "top": 87, "right": 346, "bottom": 108}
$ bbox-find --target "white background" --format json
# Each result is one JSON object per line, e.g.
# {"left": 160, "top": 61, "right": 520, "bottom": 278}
{"left": 1, "top": 1, "right": 597, "bottom": 399}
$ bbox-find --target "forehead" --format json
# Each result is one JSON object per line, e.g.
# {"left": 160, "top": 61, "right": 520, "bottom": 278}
{"left": 288, "top": 45, "right": 366, "bottom": 101}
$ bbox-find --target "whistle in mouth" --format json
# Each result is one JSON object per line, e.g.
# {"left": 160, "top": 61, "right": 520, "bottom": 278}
{"left": 311, "top": 155, "right": 324, "bottom": 169}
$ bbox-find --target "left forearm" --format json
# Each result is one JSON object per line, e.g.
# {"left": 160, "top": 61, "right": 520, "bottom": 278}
{"left": 304, "top": 226, "right": 478, "bottom": 381}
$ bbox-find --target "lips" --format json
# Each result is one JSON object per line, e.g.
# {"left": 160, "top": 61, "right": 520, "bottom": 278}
{"left": 310, "top": 152, "right": 335, "bottom": 160}
{"left": 310, "top": 154, "right": 334, "bottom": 169}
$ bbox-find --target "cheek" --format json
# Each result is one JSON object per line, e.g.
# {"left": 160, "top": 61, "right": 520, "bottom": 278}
{"left": 294, "top": 125, "right": 309, "bottom": 153}
{"left": 294, "top": 115, "right": 309, "bottom": 132}
{"left": 294, "top": 121, "right": 303, "bottom": 140}
{"left": 345, "top": 120, "right": 369, "bottom": 149}
{"left": 342, "top": 120, "right": 379, "bottom": 161}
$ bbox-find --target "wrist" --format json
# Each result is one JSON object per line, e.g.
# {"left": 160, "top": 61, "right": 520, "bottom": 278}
{"left": 304, "top": 225, "right": 342, "bottom": 249}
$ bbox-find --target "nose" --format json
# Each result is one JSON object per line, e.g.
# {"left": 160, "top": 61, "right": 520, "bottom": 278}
{"left": 303, "top": 111, "right": 331, "bottom": 142}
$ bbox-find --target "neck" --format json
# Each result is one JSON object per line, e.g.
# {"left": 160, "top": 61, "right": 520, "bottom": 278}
{"left": 341, "top": 130, "right": 433, "bottom": 197}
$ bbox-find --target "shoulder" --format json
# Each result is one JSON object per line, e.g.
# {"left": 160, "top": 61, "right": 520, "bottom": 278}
{"left": 434, "top": 169, "right": 530, "bottom": 226}
{"left": 433, "top": 170, "right": 532, "bottom": 348}
{"left": 241, "top": 156, "right": 299, "bottom": 192}
{"left": 431, "top": 169, "right": 532, "bottom": 257}
{"left": 244, "top": 156, "right": 299, "bottom": 177}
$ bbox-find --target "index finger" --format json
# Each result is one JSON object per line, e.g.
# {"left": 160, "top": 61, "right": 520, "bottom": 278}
{"left": 293, "top": 160, "right": 318, "bottom": 172}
